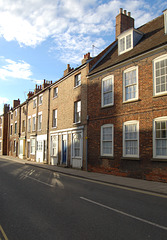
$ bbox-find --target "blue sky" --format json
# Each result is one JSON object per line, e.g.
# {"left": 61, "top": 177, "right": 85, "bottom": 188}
{"left": 0, "top": 0, "right": 166, "bottom": 114}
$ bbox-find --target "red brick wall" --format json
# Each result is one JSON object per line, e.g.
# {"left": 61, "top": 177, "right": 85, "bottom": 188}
{"left": 87, "top": 51, "right": 167, "bottom": 182}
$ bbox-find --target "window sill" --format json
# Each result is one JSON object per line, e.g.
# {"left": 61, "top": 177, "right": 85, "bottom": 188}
{"left": 121, "top": 157, "right": 140, "bottom": 161}
{"left": 123, "top": 99, "right": 141, "bottom": 104}
{"left": 100, "top": 156, "right": 114, "bottom": 160}
{"left": 153, "top": 93, "right": 167, "bottom": 98}
{"left": 101, "top": 104, "right": 114, "bottom": 109}
{"left": 74, "top": 84, "right": 81, "bottom": 89}
{"left": 73, "top": 122, "right": 81, "bottom": 126}
{"left": 151, "top": 158, "right": 167, "bottom": 162}
{"left": 53, "top": 96, "right": 58, "bottom": 99}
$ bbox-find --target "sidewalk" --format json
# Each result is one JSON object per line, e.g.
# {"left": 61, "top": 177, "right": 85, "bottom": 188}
{"left": 1, "top": 155, "right": 167, "bottom": 196}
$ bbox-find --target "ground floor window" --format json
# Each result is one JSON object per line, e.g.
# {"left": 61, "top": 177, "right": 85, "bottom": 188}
{"left": 101, "top": 124, "right": 114, "bottom": 156}
{"left": 0, "top": 141, "right": 2, "bottom": 151}
{"left": 51, "top": 135, "right": 58, "bottom": 156}
{"left": 37, "top": 141, "right": 43, "bottom": 151}
{"left": 30, "top": 138, "right": 35, "bottom": 154}
{"left": 153, "top": 117, "right": 167, "bottom": 158}
{"left": 19, "top": 140, "right": 23, "bottom": 155}
{"left": 123, "top": 120, "right": 139, "bottom": 157}
{"left": 72, "top": 132, "right": 82, "bottom": 157}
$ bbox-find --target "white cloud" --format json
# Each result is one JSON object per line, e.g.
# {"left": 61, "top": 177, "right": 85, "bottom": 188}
{"left": 0, "top": 0, "right": 164, "bottom": 63}
{"left": 0, "top": 58, "right": 32, "bottom": 80}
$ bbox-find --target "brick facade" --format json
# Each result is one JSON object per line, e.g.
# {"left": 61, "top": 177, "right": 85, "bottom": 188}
{"left": 87, "top": 10, "right": 167, "bottom": 182}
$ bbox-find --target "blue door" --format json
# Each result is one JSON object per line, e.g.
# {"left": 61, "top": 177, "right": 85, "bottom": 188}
{"left": 62, "top": 139, "right": 67, "bottom": 164}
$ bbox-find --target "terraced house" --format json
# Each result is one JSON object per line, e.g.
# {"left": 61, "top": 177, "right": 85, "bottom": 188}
{"left": 0, "top": 104, "right": 10, "bottom": 156}
{"left": 87, "top": 9, "right": 167, "bottom": 181}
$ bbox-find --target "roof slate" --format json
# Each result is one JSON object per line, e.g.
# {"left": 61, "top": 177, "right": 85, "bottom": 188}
{"left": 89, "top": 14, "right": 167, "bottom": 76}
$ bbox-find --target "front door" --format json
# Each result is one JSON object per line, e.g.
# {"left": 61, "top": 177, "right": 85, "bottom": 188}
{"left": 62, "top": 135, "right": 67, "bottom": 164}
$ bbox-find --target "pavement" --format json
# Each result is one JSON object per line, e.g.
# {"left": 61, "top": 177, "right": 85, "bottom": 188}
{"left": 1, "top": 155, "right": 167, "bottom": 196}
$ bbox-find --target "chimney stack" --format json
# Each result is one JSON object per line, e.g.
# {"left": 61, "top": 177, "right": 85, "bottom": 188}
{"left": 82, "top": 52, "right": 91, "bottom": 64}
{"left": 115, "top": 8, "right": 134, "bottom": 39}
{"left": 27, "top": 91, "right": 34, "bottom": 99}
{"left": 13, "top": 99, "right": 20, "bottom": 108}
{"left": 63, "top": 64, "right": 74, "bottom": 76}
{"left": 42, "top": 79, "right": 52, "bottom": 89}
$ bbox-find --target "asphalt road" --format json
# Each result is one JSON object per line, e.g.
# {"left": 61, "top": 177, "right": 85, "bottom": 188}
{"left": 0, "top": 157, "right": 167, "bottom": 240}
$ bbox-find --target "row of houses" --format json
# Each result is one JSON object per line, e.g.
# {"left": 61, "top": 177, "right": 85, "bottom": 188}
{"left": 1, "top": 8, "right": 167, "bottom": 182}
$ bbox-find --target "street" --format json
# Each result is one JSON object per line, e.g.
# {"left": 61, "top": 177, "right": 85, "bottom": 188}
{"left": 0, "top": 157, "right": 167, "bottom": 240}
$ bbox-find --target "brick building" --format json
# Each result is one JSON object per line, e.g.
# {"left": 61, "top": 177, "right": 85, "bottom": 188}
{"left": 87, "top": 9, "right": 167, "bottom": 182}
{"left": 8, "top": 99, "right": 20, "bottom": 157}
{"left": 49, "top": 54, "right": 91, "bottom": 169}
{"left": 0, "top": 104, "right": 10, "bottom": 155}
{"left": 25, "top": 80, "right": 52, "bottom": 162}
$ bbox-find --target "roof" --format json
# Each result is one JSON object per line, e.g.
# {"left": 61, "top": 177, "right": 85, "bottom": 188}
{"left": 88, "top": 14, "right": 167, "bottom": 76}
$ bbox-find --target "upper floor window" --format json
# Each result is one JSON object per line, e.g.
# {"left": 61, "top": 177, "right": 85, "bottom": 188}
{"left": 123, "top": 120, "right": 139, "bottom": 158}
{"left": 28, "top": 117, "right": 31, "bottom": 132}
{"left": 74, "top": 100, "right": 81, "bottom": 123}
{"left": 53, "top": 109, "right": 57, "bottom": 128}
{"left": 33, "top": 98, "right": 37, "bottom": 108}
{"left": 38, "top": 113, "right": 42, "bottom": 131}
{"left": 102, "top": 75, "right": 114, "bottom": 107}
{"left": 14, "top": 122, "right": 17, "bottom": 134}
{"left": 32, "top": 115, "right": 36, "bottom": 131}
{"left": 11, "top": 113, "right": 13, "bottom": 120}
{"left": 101, "top": 124, "right": 114, "bottom": 157}
{"left": 0, "top": 127, "right": 2, "bottom": 137}
{"left": 10, "top": 125, "right": 13, "bottom": 135}
{"left": 153, "top": 116, "right": 167, "bottom": 158}
{"left": 39, "top": 94, "right": 43, "bottom": 105}
{"left": 0, "top": 117, "right": 2, "bottom": 124}
{"left": 15, "top": 109, "right": 17, "bottom": 117}
{"left": 22, "top": 120, "right": 25, "bottom": 132}
{"left": 153, "top": 54, "right": 167, "bottom": 96}
{"left": 123, "top": 66, "right": 138, "bottom": 102}
{"left": 74, "top": 73, "right": 81, "bottom": 87}
{"left": 53, "top": 87, "right": 58, "bottom": 98}
{"left": 119, "top": 33, "right": 132, "bottom": 55}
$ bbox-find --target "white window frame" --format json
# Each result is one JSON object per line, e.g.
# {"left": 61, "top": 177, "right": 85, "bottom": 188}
{"left": 14, "top": 121, "right": 17, "bottom": 134}
{"left": 15, "top": 109, "right": 17, "bottom": 117}
{"left": 53, "top": 109, "right": 57, "bottom": 128}
{"left": 51, "top": 134, "right": 58, "bottom": 157}
{"left": 153, "top": 54, "right": 167, "bottom": 96}
{"left": 72, "top": 131, "right": 82, "bottom": 158}
{"left": 101, "top": 75, "right": 114, "bottom": 107}
{"left": 33, "top": 97, "right": 37, "bottom": 108}
{"left": 28, "top": 116, "right": 31, "bottom": 132}
{"left": 123, "top": 120, "right": 139, "bottom": 158}
{"left": 123, "top": 66, "right": 138, "bottom": 102}
{"left": 37, "top": 140, "right": 43, "bottom": 151}
{"left": 39, "top": 94, "right": 43, "bottom": 105}
{"left": 101, "top": 124, "right": 114, "bottom": 157}
{"left": 153, "top": 116, "right": 167, "bottom": 159}
{"left": 53, "top": 87, "right": 58, "bottom": 98}
{"left": 32, "top": 114, "right": 36, "bottom": 131}
{"left": 118, "top": 31, "right": 133, "bottom": 55}
{"left": 74, "top": 73, "right": 81, "bottom": 87}
{"left": 30, "top": 138, "right": 35, "bottom": 155}
{"left": 38, "top": 112, "right": 42, "bottom": 131}
{"left": 74, "top": 100, "right": 81, "bottom": 123}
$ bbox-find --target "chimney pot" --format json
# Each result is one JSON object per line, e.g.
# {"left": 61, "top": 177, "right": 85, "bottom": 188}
{"left": 128, "top": 12, "right": 131, "bottom": 17}
{"left": 119, "top": 8, "right": 123, "bottom": 14}
{"left": 123, "top": 10, "right": 127, "bottom": 15}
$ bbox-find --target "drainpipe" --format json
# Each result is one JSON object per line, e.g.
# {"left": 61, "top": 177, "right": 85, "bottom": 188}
{"left": 46, "top": 87, "right": 51, "bottom": 164}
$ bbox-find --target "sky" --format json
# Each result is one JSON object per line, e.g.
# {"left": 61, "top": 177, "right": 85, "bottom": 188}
{"left": 0, "top": 0, "right": 166, "bottom": 114}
